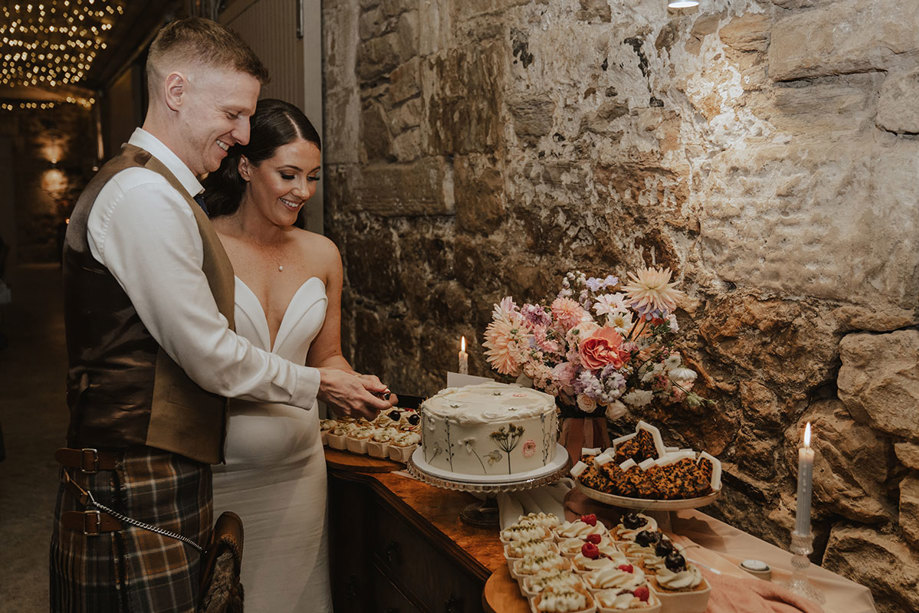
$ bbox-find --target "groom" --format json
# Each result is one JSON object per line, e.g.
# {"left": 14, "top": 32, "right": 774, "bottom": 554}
{"left": 51, "top": 17, "right": 392, "bottom": 612}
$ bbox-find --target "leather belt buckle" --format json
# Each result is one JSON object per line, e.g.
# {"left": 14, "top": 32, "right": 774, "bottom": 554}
{"left": 80, "top": 448, "right": 100, "bottom": 474}
{"left": 83, "top": 510, "right": 102, "bottom": 535}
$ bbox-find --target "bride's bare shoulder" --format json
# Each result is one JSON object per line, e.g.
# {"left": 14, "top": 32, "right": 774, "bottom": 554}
{"left": 292, "top": 227, "right": 341, "bottom": 264}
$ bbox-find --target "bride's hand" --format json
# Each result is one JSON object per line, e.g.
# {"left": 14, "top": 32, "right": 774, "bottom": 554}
{"left": 356, "top": 373, "right": 399, "bottom": 407}
{"left": 317, "top": 368, "right": 393, "bottom": 420}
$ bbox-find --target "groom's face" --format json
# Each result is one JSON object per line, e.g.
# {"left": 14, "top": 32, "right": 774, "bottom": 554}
{"left": 179, "top": 67, "right": 260, "bottom": 176}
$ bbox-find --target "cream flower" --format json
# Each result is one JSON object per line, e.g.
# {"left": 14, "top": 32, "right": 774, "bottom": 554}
{"left": 622, "top": 389, "right": 654, "bottom": 407}
{"left": 483, "top": 315, "right": 527, "bottom": 375}
{"left": 622, "top": 267, "right": 684, "bottom": 316}
{"left": 551, "top": 297, "right": 590, "bottom": 332}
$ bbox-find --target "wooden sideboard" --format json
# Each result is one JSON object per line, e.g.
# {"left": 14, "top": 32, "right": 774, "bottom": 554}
{"left": 326, "top": 449, "right": 506, "bottom": 612}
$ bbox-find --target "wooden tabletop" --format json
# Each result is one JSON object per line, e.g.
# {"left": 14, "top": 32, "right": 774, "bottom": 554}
{"left": 323, "top": 446, "right": 402, "bottom": 473}
{"left": 483, "top": 565, "right": 529, "bottom": 613}
{"left": 324, "top": 446, "right": 530, "bottom": 610}
{"left": 324, "top": 447, "right": 507, "bottom": 580}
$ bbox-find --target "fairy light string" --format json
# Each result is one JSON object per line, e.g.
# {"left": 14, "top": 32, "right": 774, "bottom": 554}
{"left": 1, "top": 0, "right": 125, "bottom": 110}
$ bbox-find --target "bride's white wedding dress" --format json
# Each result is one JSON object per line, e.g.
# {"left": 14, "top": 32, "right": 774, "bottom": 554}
{"left": 212, "top": 276, "right": 332, "bottom": 613}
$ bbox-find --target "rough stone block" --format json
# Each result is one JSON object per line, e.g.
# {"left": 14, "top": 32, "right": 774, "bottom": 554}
{"left": 507, "top": 94, "right": 556, "bottom": 143}
{"left": 425, "top": 44, "right": 504, "bottom": 154}
{"left": 697, "top": 295, "right": 839, "bottom": 391}
{"left": 390, "top": 97, "right": 423, "bottom": 134}
{"left": 831, "top": 304, "right": 918, "bottom": 334}
{"left": 877, "top": 68, "right": 919, "bottom": 134}
{"left": 324, "top": 89, "right": 361, "bottom": 165}
{"left": 396, "top": 10, "right": 420, "bottom": 60}
{"left": 838, "top": 329, "right": 919, "bottom": 439}
{"left": 390, "top": 57, "right": 421, "bottom": 105}
{"left": 823, "top": 524, "right": 919, "bottom": 613}
{"left": 895, "top": 443, "right": 919, "bottom": 471}
{"left": 345, "top": 235, "right": 402, "bottom": 303}
{"left": 452, "top": 0, "right": 531, "bottom": 21}
{"left": 381, "top": 0, "right": 410, "bottom": 19}
{"left": 901, "top": 475, "right": 919, "bottom": 548}
{"left": 354, "top": 157, "right": 454, "bottom": 216}
{"left": 802, "top": 400, "right": 893, "bottom": 524}
{"left": 577, "top": 0, "right": 611, "bottom": 23}
{"left": 358, "top": 7, "right": 384, "bottom": 41}
{"left": 361, "top": 102, "right": 393, "bottom": 162}
{"left": 356, "top": 32, "right": 405, "bottom": 82}
{"left": 580, "top": 100, "right": 629, "bottom": 135}
{"left": 719, "top": 14, "right": 770, "bottom": 52}
{"left": 700, "top": 136, "right": 919, "bottom": 309}
{"left": 454, "top": 155, "right": 506, "bottom": 235}
{"left": 323, "top": 3, "right": 359, "bottom": 93}
{"left": 391, "top": 128, "right": 422, "bottom": 161}
{"left": 769, "top": 0, "right": 919, "bottom": 81}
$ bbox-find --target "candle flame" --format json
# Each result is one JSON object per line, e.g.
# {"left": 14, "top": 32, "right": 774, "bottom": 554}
{"left": 461, "top": 336, "right": 466, "bottom": 352}
{"left": 804, "top": 422, "right": 811, "bottom": 448}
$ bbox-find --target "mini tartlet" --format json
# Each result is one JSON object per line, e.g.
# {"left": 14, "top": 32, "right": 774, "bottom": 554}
{"left": 571, "top": 542, "right": 629, "bottom": 573}
{"left": 558, "top": 533, "right": 615, "bottom": 557}
{"left": 593, "top": 585, "right": 661, "bottom": 613}
{"left": 582, "top": 563, "right": 646, "bottom": 591}
{"left": 646, "top": 554, "right": 710, "bottom": 613}
{"left": 512, "top": 553, "right": 572, "bottom": 581}
{"left": 520, "top": 569, "right": 588, "bottom": 598}
{"left": 529, "top": 583, "right": 597, "bottom": 613}
{"left": 554, "top": 514, "right": 608, "bottom": 541}
{"left": 501, "top": 523, "right": 554, "bottom": 544}
{"left": 611, "top": 513, "right": 659, "bottom": 542}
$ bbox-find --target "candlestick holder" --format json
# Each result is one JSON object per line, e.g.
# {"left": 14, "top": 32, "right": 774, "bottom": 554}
{"left": 782, "top": 530, "right": 825, "bottom": 604}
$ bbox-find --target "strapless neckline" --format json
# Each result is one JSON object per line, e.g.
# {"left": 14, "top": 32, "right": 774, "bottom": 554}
{"left": 234, "top": 276, "right": 325, "bottom": 353}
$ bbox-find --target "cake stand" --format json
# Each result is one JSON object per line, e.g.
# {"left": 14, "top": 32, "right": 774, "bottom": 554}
{"left": 574, "top": 480, "right": 721, "bottom": 531}
{"left": 406, "top": 444, "right": 570, "bottom": 528}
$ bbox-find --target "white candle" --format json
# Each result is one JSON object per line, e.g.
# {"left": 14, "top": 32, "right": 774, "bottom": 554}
{"left": 794, "top": 422, "right": 815, "bottom": 535}
{"left": 458, "top": 336, "right": 469, "bottom": 375}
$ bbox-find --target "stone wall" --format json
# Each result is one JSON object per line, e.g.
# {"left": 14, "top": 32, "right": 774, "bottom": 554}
{"left": 0, "top": 105, "right": 96, "bottom": 263}
{"left": 321, "top": 1, "right": 919, "bottom": 609}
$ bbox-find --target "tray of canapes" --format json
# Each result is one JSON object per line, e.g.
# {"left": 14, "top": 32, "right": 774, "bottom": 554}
{"left": 570, "top": 421, "right": 722, "bottom": 511}
{"left": 499, "top": 511, "right": 711, "bottom": 613}
{"left": 320, "top": 408, "right": 421, "bottom": 463}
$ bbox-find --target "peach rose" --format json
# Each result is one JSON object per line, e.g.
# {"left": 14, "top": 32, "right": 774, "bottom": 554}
{"left": 578, "top": 326, "right": 628, "bottom": 370}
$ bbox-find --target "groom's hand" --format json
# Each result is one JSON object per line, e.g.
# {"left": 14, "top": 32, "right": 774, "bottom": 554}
{"left": 317, "top": 368, "right": 392, "bottom": 420}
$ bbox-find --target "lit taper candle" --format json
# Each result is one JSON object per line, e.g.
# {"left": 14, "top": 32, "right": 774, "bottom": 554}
{"left": 794, "top": 422, "right": 815, "bottom": 535}
{"left": 458, "top": 336, "right": 469, "bottom": 374}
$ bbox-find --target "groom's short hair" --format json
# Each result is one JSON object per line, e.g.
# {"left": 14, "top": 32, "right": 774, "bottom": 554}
{"left": 146, "top": 17, "right": 269, "bottom": 92}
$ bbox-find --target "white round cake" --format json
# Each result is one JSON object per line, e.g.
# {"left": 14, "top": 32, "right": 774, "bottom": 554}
{"left": 420, "top": 382, "right": 559, "bottom": 476}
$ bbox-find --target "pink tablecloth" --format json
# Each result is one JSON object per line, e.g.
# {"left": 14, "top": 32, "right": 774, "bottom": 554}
{"left": 564, "top": 491, "right": 877, "bottom": 613}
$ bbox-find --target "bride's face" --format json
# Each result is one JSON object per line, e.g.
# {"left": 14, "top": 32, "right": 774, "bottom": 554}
{"left": 240, "top": 137, "right": 321, "bottom": 225}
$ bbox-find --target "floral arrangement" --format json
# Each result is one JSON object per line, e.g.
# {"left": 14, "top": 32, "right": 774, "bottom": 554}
{"left": 483, "top": 268, "right": 708, "bottom": 420}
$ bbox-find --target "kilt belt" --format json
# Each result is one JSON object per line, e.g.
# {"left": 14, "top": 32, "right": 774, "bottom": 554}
{"left": 56, "top": 448, "right": 204, "bottom": 551}
{"left": 50, "top": 448, "right": 211, "bottom": 613}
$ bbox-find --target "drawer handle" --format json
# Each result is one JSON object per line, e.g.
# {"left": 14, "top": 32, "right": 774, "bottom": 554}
{"left": 345, "top": 574, "right": 360, "bottom": 600}
{"left": 445, "top": 594, "right": 463, "bottom": 613}
{"left": 384, "top": 541, "right": 401, "bottom": 565}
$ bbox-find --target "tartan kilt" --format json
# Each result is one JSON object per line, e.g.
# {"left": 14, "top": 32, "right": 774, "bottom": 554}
{"left": 50, "top": 448, "right": 212, "bottom": 613}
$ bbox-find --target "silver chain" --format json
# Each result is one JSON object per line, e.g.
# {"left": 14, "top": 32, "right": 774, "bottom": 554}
{"left": 84, "top": 489, "right": 204, "bottom": 554}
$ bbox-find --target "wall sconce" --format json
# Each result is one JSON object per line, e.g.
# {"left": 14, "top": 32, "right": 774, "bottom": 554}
{"left": 668, "top": 1, "right": 700, "bottom": 7}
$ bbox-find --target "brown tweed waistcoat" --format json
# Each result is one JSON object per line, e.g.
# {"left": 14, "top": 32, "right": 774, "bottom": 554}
{"left": 63, "top": 143, "right": 235, "bottom": 464}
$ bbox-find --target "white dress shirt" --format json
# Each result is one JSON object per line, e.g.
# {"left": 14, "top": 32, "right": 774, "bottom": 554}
{"left": 85, "top": 128, "right": 320, "bottom": 408}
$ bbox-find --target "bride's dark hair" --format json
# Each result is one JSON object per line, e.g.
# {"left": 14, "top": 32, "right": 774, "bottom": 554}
{"left": 202, "top": 98, "right": 321, "bottom": 217}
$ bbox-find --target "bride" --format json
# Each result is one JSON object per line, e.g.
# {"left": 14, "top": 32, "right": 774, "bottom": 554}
{"left": 203, "top": 98, "right": 395, "bottom": 611}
